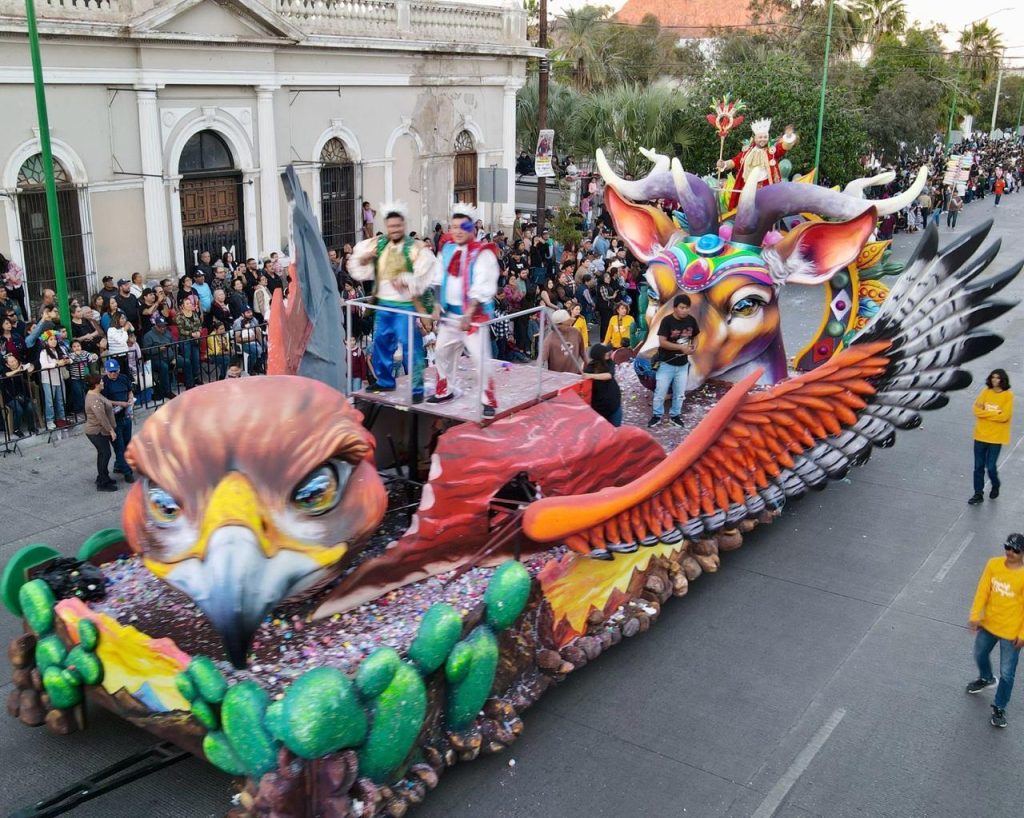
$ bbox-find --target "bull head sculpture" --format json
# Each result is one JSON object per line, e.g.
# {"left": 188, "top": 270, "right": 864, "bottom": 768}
{"left": 598, "top": 149, "right": 927, "bottom": 387}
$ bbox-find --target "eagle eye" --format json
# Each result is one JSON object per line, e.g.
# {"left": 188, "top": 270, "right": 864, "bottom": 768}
{"left": 146, "top": 484, "right": 181, "bottom": 526}
{"left": 291, "top": 461, "right": 351, "bottom": 516}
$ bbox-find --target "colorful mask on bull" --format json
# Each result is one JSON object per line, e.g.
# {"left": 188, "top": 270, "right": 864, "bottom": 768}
{"left": 597, "top": 148, "right": 928, "bottom": 387}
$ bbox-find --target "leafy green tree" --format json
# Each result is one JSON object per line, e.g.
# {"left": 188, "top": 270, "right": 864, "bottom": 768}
{"left": 865, "top": 72, "right": 944, "bottom": 156}
{"left": 691, "top": 45, "right": 867, "bottom": 185}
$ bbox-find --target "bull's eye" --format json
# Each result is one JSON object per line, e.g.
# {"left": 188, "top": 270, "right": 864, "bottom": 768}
{"left": 731, "top": 296, "right": 765, "bottom": 317}
{"left": 147, "top": 485, "right": 181, "bottom": 525}
{"left": 292, "top": 462, "right": 351, "bottom": 516}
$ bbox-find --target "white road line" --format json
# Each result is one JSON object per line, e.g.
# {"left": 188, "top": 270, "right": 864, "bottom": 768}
{"left": 933, "top": 531, "right": 976, "bottom": 584}
{"left": 750, "top": 708, "right": 846, "bottom": 818}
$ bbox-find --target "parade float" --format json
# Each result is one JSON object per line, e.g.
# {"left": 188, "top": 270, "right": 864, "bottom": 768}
{"left": 3, "top": 138, "right": 1020, "bottom": 817}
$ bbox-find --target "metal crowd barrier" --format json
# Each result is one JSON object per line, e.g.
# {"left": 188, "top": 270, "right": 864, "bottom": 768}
{"left": 0, "top": 324, "right": 268, "bottom": 454}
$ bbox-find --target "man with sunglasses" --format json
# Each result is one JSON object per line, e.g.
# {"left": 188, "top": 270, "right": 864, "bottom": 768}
{"left": 966, "top": 533, "right": 1024, "bottom": 727}
{"left": 427, "top": 203, "right": 500, "bottom": 418}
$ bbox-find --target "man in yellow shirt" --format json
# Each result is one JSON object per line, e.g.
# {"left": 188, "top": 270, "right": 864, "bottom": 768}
{"left": 966, "top": 533, "right": 1024, "bottom": 727}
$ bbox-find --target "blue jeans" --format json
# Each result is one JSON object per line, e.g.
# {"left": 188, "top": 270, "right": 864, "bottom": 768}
{"left": 974, "top": 627, "right": 1021, "bottom": 709}
{"left": 67, "top": 378, "right": 85, "bottom": 415}
{"left": 112, "top": 412, "right": 133, "bottom": 476}
{"left": 652, "top": 361, "right": 688, "bottom": 418}
{"left": 973, "top": 440, "right": 1001, "bottom": 495}
{"left": 150, "top": 353, "right": 172, "bottom": 398}
{"left": 5, "top": 395, "right": 33, "bottom": 435}
{"left": 42, "top": 381, "right": 65, "bottom": 424}
{"left": 371, "top": 304, "right": 424, "bottom": 395}
{"left": 209, "top": 353, "right": 230, "bottom": 380}
{"left": 181, "top": 340, "right": 201, "bottom": 388}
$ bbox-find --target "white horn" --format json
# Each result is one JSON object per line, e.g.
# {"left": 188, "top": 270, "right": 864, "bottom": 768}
{"left": 873, "top": 167, "right": 928, "bottom": 216}
{"left": 638, "top": 147, "right": 671, "bottom": 174}
{"left": 670, "top": 157, "right": 692, "bottom": 200}
{"left": 735, "top": 168, "right": 767, "bottom": 228}
{"left": 843, "top": 170, "right": 896, "bottom": 198}
{"left": 596, "top": 147, "right": 671, "bottom": 202}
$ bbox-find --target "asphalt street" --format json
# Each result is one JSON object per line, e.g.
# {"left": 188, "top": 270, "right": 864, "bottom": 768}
{"left": 2, "top": 189, "right": 1023, "bottom": 817}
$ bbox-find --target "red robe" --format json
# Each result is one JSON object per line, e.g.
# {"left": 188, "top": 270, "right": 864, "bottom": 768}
{"left": 727, "top": 137, "right": 793, "bottom": 210}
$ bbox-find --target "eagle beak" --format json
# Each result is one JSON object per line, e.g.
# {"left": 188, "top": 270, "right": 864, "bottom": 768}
{"left": 166, "top": 525, "right": 318, "bottom": 668}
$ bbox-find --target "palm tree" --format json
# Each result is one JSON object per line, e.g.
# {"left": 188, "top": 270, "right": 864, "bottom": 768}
{"left": 550, "top": 6, "right": 614, "bottom": 93}
{"left": 960, "top": 22, "right": 1004, "bottom": 85}
{"left": 516, "top": 80, "right": 583, "bottom": 156}
{"left": 572, "top": 84, "right": 692, "bottom": 179}
{"left": 852, "top": 0, "right": 907, "bottom": 46}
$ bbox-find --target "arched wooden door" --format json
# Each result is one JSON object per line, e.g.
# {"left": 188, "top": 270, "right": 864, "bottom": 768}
{"left": 178, "top": 130, "right": 244, "bottom": 270}
{"left": 453, "top": 130, "right": 477, "bottom": 204}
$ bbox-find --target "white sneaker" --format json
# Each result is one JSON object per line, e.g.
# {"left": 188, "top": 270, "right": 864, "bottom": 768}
{"left": 46, "top": 421, "right": 56, "bottom": 430}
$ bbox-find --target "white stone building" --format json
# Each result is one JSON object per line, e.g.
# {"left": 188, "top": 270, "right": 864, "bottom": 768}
{"left": 0, "top": 0, "right": 534, "bottom": 303}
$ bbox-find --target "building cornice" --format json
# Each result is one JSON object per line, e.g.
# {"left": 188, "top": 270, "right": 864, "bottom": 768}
{"left": 0, "top": 65, "right": 527, "bottom": 87}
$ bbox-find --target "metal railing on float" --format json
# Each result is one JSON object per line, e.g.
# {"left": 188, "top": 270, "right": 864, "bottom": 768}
{"left": 342, "top": 297, "right": 584, "bottom": 424}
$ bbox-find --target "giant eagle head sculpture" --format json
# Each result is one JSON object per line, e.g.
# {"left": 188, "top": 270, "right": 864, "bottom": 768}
{"left": 122, "top": 376, "right": 387, "bottom": 667}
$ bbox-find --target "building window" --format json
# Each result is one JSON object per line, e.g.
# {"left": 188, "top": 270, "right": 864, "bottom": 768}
{"left": 453, "top": 130, "right": 477, "bottom": 204}
{"left": 319, "top": 137, "right": 357, "bottom": 251}
{"left": 16, "top": 154, "right": 89, "bottom": 306}
{"left": 178, "top": 130, "right": 245, "bottom": 270}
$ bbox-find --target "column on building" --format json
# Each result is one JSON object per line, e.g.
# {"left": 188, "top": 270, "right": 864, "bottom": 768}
{"left": 501, "top": 82, "right": 518, "bottom": 228}
{"left": 256, "top": 86, "right": 281, "bottom": 256}
{"left": 135, "top": 86, "right": 173, "bottom": 272}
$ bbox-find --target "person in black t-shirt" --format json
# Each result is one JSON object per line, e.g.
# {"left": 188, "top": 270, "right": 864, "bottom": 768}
{"left": 584, "top": 343, "right": 622, "bottom": 426}
{"left": 649, "top": 294, "right": 699, "bottom": 428}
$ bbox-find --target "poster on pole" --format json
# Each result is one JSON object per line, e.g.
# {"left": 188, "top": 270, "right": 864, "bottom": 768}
{"left": 535, "top": 129, "right": 555, "bottom": 178}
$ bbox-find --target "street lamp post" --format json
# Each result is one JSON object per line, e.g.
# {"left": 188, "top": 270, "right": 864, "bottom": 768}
{"left": 25, "top": 0, "right": 71, "bottom": 330}
{"left": 813, "top": 0, "right": 834, "bottom": 178}
{"left": 535, "top": 0, "right": 548, "bottom": 230}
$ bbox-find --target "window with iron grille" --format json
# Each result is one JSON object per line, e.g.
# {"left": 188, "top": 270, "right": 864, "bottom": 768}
{"left": 453, "top": 130, "right": 477, "bottom": 205}
{"left": 16, "top": 155, "right": 90, "bottom": 307}
{"left": 319, "top": 138, "right": 358, "bottom": 252}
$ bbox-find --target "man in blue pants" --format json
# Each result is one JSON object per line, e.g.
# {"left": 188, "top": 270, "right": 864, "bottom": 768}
{"left": 100, "top": 358, "right": 135, "bottom": 483}
{"left": 648, "top": 294, "right": 699, "bottom": 428}
{"left": 348, "top": 202, "right": 435, "bottom": 401}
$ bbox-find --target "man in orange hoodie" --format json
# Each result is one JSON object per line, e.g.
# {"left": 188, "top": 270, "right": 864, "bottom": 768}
{"left": 966, "top": 533, "right": 1024, "bottom": 727}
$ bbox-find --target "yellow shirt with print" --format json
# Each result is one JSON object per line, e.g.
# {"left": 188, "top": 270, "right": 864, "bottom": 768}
{"left": 970, "top": 557, "right": 1024, "bottom": 641}
{"left": 973, "top": 387, "right": 1013, "bottom": 445}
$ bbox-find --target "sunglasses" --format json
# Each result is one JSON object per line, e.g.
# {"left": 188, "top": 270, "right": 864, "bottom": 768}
{"left": 457, "top": 220, "right": 474, "bottom": 232}
{"left": 1005, "top": 545, "right": 1023, "bottom": 553}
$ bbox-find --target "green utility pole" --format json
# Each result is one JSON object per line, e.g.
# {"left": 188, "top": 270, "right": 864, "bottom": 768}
{"left": 25, "top": 0, "right": 71, "bottom": 331}
{"left": 1017, "top": 83, "right": 1024, "bottom": 136}
{"left": 946, "top": 52, "right": 962, "bottom": 148}
{"left": 813, "top": 0, "right": 834, "bottom": 180}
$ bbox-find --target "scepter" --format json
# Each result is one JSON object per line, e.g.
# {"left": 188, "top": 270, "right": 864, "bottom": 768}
{"left": 707, "top": 94, "right": 746, "bottom": 183}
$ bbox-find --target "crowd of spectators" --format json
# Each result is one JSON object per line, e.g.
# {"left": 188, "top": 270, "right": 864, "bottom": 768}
{"left": 864, "top": 134, "right": 1022, "bottom": 239}
{"left": 3, "top": 132, "right": 1020, "bottom": 442}
{"left": 0, "top": 250, "right": 277, "bottom": 441}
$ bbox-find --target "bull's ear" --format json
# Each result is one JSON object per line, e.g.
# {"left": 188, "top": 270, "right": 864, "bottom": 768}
{"left": 605, "top": 185, "right": 679, "bottom": 263}
{"left": 765, "top": 208, "right": 876, "bottom": 285}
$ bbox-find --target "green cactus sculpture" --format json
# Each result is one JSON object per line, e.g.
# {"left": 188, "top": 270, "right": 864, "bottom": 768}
{"left": 19, "top": 578, "right": 56, "bottom": 636}
{"left": 408, "top": 604, "right": 462, "bottom": 675}
{"left": 445, "top": 626, "right": 500, "bottom": 730}
{"left": 266, "top": 667, "right": 368, "bottom": 759}
{"left": 355, "top": 648, "right": 428, "bottom": 782}
{"left": 18, "top": 580, "right": 106, "bottom": 711}
{"left": 219, "top": 681, "right": 280, "bottom": 778}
